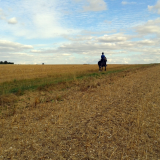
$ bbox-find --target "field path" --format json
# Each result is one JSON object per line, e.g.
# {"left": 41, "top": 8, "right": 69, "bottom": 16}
{"left": 0, "top": 64, "right": 160, "bottom": 159}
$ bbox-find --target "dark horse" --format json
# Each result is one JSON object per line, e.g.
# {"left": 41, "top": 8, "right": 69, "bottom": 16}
{"left": 98, "top": 58, "right": 107, "bottom": 71}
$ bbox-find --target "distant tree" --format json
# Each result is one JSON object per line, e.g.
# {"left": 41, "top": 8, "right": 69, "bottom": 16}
{"left": 9, "top": 62, "right": 14, "bottom": 64}
{"left": 0, "top": 61, "right": 14, "bottom": 64}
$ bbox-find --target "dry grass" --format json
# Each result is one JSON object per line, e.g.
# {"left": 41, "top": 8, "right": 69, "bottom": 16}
{"left": 0, "top": 64, "right": 138, "bottom": 102}
{"left": 0, "top": 64, "right": 160, "bottom": 159}
{"left": 0, "top": 64, "right": 127, "bottom": 83}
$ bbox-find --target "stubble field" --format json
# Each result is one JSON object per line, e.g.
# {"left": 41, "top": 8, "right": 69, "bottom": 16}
{"left": 0, "top": 64, "right": 130, "bottom": 83}
{"left": 0, "top": 64, "right": 160, "bottom": 159}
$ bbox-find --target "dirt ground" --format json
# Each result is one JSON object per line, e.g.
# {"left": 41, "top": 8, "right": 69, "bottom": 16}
{"left": 0, "top": 64, "right": 160, "bottom": 159}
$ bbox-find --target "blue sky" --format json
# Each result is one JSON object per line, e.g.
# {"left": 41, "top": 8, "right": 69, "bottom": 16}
{"left": 0, "top": 0, "right": 160, "bottom": 64}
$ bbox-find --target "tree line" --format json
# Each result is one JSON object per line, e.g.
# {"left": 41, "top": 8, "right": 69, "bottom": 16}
{"left": 0, "top": 61, "right": 14, "bottom": 64}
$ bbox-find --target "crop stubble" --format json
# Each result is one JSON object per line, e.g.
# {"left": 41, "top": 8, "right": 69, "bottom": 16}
{"left": 0, "top": 64, "right": 160, "bottom": 159}
{"left": 0, "top": 64, "right": 125, "bottom": 83}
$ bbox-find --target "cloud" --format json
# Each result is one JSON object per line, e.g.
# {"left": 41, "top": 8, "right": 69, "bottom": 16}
{"left": 109, "top": 54, "right": 160, "bottom": 64}
{"left": 31, "top": 37, "right": 128, "bottom": 55}
{"left": 0, "top": 52, "right": 36, "bottom": 64}
{"left": 74, "top": 0, "right": 107, "bottom": 11}
{"left": 1, "top": 0, "right": 80, "bottom": 39}
{"left": 0, "top": 40, "right": 33, "bottom": 53}
{"left": 137, "top": 39, "right": 155, "bottom": 45}
{"left": 135, "top": 18, "right": 160, "bottom": 36}
{"left": 103, "top": 20, "right": 112, "bottom": 24}
{"left": 83, "top": 0, "right": 107, "bottom": 11}
{"left": 0, "top": 8, "right": 6, "bottom": 20}
{"left": 31, "top": 50, "right": 43, "bottom": 53}
{"left": 62, "top": 53, "right": 71, "bottom": 56}
{"left": 28, "top": 13, "right": 75, "bottom": 38}
{"left": 148, "top": 0, "right": 160, "bottom": 14}
{"left": 63, "top": 35, "right": 94, "bottom": 42}
{"left": 121, "top": 1, "right": 137, "bottom": 5}
{"left": 97, "top": 33, "right": 130, "bottom": 42}
{"left": 8, "top": 17, "right": 18, "bottom": 24}
{"left": 27, "top": 30, "right": 160, "bottom": 64}
{"left": 1, "top": 36, "right": 160, "bottom": 64}
{"left": 80, "top": 30, "right": 117, "bottom": 36}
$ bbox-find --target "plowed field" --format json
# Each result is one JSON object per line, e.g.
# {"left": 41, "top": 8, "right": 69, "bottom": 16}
{"left": 0, "top": 64, "right": 160, "bottom": 159}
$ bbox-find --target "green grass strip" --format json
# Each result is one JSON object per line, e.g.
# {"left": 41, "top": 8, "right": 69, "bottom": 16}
{"left": 0, "top": 64, "right": 158, "bottom": 96}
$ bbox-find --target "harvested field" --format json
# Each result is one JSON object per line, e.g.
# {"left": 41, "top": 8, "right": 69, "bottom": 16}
{"left": 0, "top": 64, "right": 126, "bottom": 83}
{"left": 0, "top": 64, "right": 139, "bottom": 96}
{"left": 0, "top": 64, "right": 160, "bottom": 159}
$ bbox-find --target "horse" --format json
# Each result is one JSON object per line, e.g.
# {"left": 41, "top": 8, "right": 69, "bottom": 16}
{"left": 98, "top": 58, "right": 107, "bottom": 71}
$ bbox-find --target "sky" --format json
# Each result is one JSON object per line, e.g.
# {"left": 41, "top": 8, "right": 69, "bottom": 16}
{"left": 0, "top": 0, "right": 160, "bottom": 64}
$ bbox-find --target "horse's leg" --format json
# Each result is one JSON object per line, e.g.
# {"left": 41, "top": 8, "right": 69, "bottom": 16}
{"left": 100, "top": 63, "right": 102, "bottom": 71}
{"left": 105, "top": 65, "right": 106, "bottom": 71}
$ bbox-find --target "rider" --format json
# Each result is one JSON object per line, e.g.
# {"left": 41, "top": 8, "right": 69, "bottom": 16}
{"left": 101, "top": 52, "right": 106, "bottom": 62}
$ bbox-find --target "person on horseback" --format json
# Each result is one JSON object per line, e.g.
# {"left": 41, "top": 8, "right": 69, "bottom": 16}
{"left": 98, "top": 52, "right": 107, "bottom": 71}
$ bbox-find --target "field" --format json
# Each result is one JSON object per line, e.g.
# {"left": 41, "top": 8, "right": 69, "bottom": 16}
{"left": 0, "top": 64, "right": 160, "bottom": 159}
{"left": 0, "top": 64, "right": 132, "bottom": 83}
{"left": 0, "top": 64, "right": 139, "bottom": 96}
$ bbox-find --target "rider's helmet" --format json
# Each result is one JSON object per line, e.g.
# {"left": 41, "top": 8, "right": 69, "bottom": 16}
{"left": 102, "top": 52, "right": 104, "bottom": 55}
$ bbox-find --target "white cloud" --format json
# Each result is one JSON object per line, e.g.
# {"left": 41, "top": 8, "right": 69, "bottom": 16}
{"left": 1, "top": 0, "right": 80, "bottom": 39}
{"left": 138, "top": 39, "right": 155, "bottom": 45}
{"left": 0, "top": 8, "right": 6, "bottom": 20}
{"left": 103, "top": 20, "right": 112, "bottom": 24}
{"left": 80, "top": 30, "right": 117, "bottom": 36}
{"left": 135, "top": 18, "right": 160, "bottom": 36}
{"left": 97, "top": 33, "right": 130, "bottom": 42}
{"left": 148, "top": 0, "right": 160, "bottom": 14}
{"left": 8, "top": 17, "right": 18, "bottom": 24}
{"left": 83, "top": 0, "right": 107, "bottom": 11}
{"left": 0, "top": 52, "right": 36, "bottom": 64}
{"left": 74, "top": 0, "right": 107, "bottom": 11}
{"left": 26, "top": 30, "right": 160, "bottom": 65}
{"left": 0, "top": 40, "right": 33, "bottom": 53}
{"left": 63, "top": 35, "right": 94, "bottom": 42}
{"left": 62, "top": 53, "right": 71, "bottom": 56}
{"left": 1, "top": 39, "right": 159, "bottom": 64}
{"left": 29, "top": 13, "right": 74, "bottom": 38}
{"left": 122, "top": 1, "right": 127, "bottom": 5}
{"left": 122, "top": 1, "right": 136, "bottom": 5}
{"left": 31, "top": 50, "right": 42, "bottom": 53}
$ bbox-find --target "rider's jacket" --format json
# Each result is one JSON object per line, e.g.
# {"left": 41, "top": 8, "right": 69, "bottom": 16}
{"left": 101, "top": 55, "right": 105, "bottom": 60}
